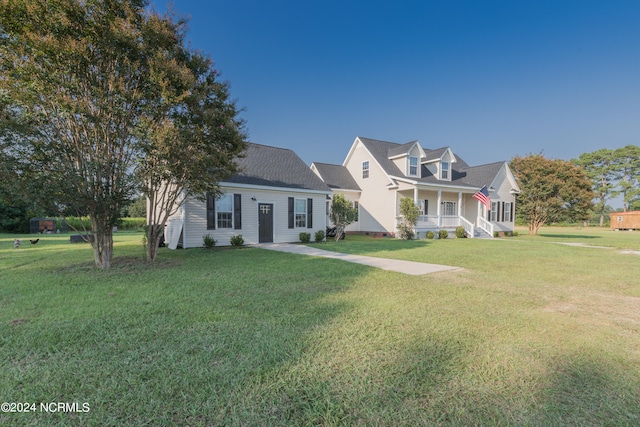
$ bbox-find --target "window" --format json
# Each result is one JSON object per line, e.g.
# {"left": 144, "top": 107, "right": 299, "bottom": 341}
{"left": 441, "top": 201, "right": 456, "bottom": 216}
{"left": 409, "top": 156, "right": 418, "bottom": 176}
{"left": 289, "top": 197, "right": 312, "bottom": 229}
{"left": 362, "top": 161, "right": 370, "bottom": 179}
{"left": 422, "top": 199, "right": 429, "bottom": 215}
{"left": 618, "top": 216, "right": 623, "bottom": 222}
{"left": 503, "top": 202, "right": 512, "bottom": 222}
{"left": 217, "top": 194, "right": 233, "bottom": 228}
{"left": 490, "top": 202, "right": 498, "bottom": 222}
{"left": 441, "top": 162, "right": 449, "bottom": 179}
{"left": 295, "top": 198, "right": 307, "bottom": 227}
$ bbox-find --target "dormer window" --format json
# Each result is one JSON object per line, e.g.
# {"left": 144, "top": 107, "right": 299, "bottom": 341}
{"left": 441, "top": 161, "right": 449, "bottom": 180}
{"left": 409, "top": 156, "right": 418, "bottom": 176}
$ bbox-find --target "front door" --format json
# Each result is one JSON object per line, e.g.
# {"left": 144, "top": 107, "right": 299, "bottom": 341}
{"left": 258, "top": 203, "right": 274, "bottom": 243}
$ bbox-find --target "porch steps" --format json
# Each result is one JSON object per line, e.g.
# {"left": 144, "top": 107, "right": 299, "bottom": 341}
{"left": 473, "top": 228, "right": 493, "bottom": 239}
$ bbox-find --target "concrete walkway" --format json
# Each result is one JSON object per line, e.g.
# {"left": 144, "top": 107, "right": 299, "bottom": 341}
{"left": 258, "top": 243, "right": 460, "bottom": 276}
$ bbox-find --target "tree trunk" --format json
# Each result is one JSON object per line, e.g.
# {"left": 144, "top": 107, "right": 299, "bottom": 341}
{"left": 90, "top": 216, "right": 113, "bottom": 269}
{"left": 146, "top": 224, "right": 164, "bottom": 262}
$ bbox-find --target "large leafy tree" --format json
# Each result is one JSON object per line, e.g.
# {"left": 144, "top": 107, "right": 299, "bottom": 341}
{"left": 139, "top": 29, "right": 246, "bottom": 261}
{"left": 612, "top": 145, "right": 640, "bottom": 212}
{"left": 510, "top": 154, "right": 594, "bottom": 235}
{"left": 573, "top": 148, "right": 618, "bottom": 226}
{"left": 0, "top": 0, "right": 245, "bottom": 267}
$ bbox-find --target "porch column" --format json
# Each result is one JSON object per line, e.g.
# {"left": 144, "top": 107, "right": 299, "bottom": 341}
{"left": 458, "top": 192, "right": 462, "bottom": 217}
{"left": 437, "top": 190, "right": 442, "bottom": 227}
{"left": 414, "top": 187, "right": 418, "bottom": 206}
{"left": 477, "top": 200, "right": 482, "bottom": 223}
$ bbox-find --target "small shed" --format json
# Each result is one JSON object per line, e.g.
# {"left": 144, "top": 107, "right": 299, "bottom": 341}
{"left": 30, "top": 218, "right": 56, "bottom": 234}
{"left": 610, "top": 211, "right": 640, "bottom": 230}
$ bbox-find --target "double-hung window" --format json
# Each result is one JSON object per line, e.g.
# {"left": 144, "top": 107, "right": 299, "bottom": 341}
{"left": 490, "top": 202, "right": 498, "bottom": 222}
{"left": 409, "top": 156, "right": 418, "bottom": 176}
{"left": 362, "top": 161, "right": 370, "bottom": 179}
{"left": 442, "top": 201, "right": 456, "bottom": 216}
{"left": 441, "top": 162, "right": 449, "bottom": 180}
{"left": 503, "top": 202, "right": 512, "bottom": 222}
{"left": 217, "top": 194, "right": 233, "bottom": 228}
{"left": 295, "top": 198, "right": 307, "bottom": 228}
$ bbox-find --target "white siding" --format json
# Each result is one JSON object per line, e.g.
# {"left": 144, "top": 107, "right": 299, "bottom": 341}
{"left": 174, "top": 186, "right": 328, "bottom": 248}
{"left": 489, "top": 164, "right": 517, "bottom": 233}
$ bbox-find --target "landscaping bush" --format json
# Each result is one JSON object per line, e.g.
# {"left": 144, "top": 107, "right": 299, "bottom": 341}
{"left": 314, "top": 229, "right": 325, "bottom": 243}
{"left": 202, "top": 234, "right": 216, "bottom": 249}
{"left": 513, "top": 231, "right": 519, "bottom": 236}
{"left": 426, "top": 231, "right": 435, "bottom": 239}
{"left": 299, "top": 232, "right": 311, "bottom": 243}
{"left": 455, "top": 226, "right": 466, "bottom": 238}
{"left": 494, "top": 231, "right": 500, "bottom": 238}
{"left": 438, "top": 230, "right": 448, "bottom": 239}
{"left": 397, "top": 224, "right": 414, "bottom": 240}
{"left": 230, "top": 234, "right": 244, "bottom": 247}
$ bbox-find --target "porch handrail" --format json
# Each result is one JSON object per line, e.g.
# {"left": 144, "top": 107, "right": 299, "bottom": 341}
{"left": 459, "top": 216, "right": 475, "bottom": 238}
{"left": 477, "top": 216, "right": 494, "bottom": 237}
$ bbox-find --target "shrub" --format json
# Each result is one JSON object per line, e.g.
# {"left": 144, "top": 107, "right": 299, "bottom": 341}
{"left": 397, "top": 224, "right": 414, "bottom": 240}
{"left": 455, "top": 226, "right": 466, "bottom": 238}
{"left": 202, "top": 234, "right": 216, "bottom": 249}
{"left": 314, "top": 229, "right": 325, "bottom": 243}
{"left": 230, "top": 234, "right": 244, "bottom": 247}
{"left": 494, "top": 231, "right": 499, "bottom": 238}
{"left": 513, "top": 231, "right": 519, "bottom": 237}
{"left": 299, "top": 232, "right": 311, "bottom": 243}
{"left": 438, "top": 230, "right": 448, "bottom": 239}
{"left": 426, "top": 231, "right": 435, "bottom": 239}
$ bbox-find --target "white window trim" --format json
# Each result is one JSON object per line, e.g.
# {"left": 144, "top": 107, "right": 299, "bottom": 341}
{"left": 490, "top": 202, "right": 497, "bottom": 222}
{"left": 409, "top": 156, "right": 418, "bottom": 176}
{"left": 295, "top": 198, "right": 307, "bottom": 228}
{"left": 217, "top": 194, "right": 233, "bottom": 229}
{"left": 362, "top": 161, "right": 370, "bottom": 179}
{"left": 441, "top": 161, "right": 450, "bottom": 180}
{"left": 504, "top": 203, "right": 512, "bottom": 222}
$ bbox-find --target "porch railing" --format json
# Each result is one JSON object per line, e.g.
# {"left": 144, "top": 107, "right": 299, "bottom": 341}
{"left": 477, "top": 216, "right": 494, "bottom": 236}
{"left": 459, "top": 216, "right": 475, "bottom": 238}
{"left": 398, "top": 215, "right": 463, "bottom": 229}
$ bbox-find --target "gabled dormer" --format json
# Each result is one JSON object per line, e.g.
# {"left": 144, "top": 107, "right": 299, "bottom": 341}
{"left": 387, "top": 140, "right": 426, "bottom": 178}
{"left": 421, "top": 147, "right": 456, "bottom": 181}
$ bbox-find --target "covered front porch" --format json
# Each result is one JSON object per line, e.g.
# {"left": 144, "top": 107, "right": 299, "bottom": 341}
{"left": 395, "top": 186, "right": 493, "bottom": 238}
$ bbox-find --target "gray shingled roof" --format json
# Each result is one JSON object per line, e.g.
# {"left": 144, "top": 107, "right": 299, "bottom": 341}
{"left": 357, "top": 137, "right": 504, "bottom": 188}
{"left": 312, "top": 162, "right": 361, "bottom": 191}
{"left": 224, "top": 143, "right": 331, "bottom": 192}
{"left": 388, "top": 140, "right": 419, "bottom": 158}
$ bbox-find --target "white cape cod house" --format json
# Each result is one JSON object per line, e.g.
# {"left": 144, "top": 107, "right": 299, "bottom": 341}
{"left": 163, "top": 143, "right": 331, "bottom": 248}
{"left": 312, "top": 137, "right": 520, "bottom": 238}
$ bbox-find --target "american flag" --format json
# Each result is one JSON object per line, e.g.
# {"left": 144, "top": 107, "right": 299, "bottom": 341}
{"left": 473, "top": 185, "right": 491, "bottom": 209}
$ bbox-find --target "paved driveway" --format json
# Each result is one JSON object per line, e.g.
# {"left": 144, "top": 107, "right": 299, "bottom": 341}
{"left": 258, "top": 243, "right": 460, "bottom": 276}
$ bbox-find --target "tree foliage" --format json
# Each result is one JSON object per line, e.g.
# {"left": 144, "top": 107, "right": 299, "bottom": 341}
{"left": 329, "top": 194, "right": 358, "bottom": 242}
{"left": 573, "top": 145, "right": 640, "bottom": 219}
{"left": 0, "top": 0, "right": 246, "bottom": 266}
{"left": 510, "top": 154, "right": 594, "bottom": 234}
{"left": 397, "top": 197, "right": 419, "bottom": 240}
{"left": 573, "top": 148, "right": 618, "bottom": 226}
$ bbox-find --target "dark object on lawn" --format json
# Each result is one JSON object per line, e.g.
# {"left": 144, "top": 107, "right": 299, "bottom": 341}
{"left": 14, "top": 239, "right": 21, "bottom": 249}
{"left": 30, "top": 238, "right": 40, "bottom": 244}
{"left": 326, "top": 226, "right": 345, "bottom": 240}
{"left": 70, "top": 234, "right": 95, "bottom": 243}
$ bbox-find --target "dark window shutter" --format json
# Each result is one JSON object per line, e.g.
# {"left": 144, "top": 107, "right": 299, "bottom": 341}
{"left": 307, "top": 198, "right": 313, "bottom": 228}
{"left": 510, "top": 202, "right": 514, "bottom": 222}
{"left": 206, "top": 193, "right": 216, "bottom": 230}
{"left": 234, "top": 194, "right": 242, "bottom": 230}
{"left": 288, "top": 197, "right": 294, "bottom": 229}
{"left": 501, "top": 202, "right": 505, "bottom": 222}
{"left": 424, "top": 199, "right": 428, "bottom": 215}
{"left": 496, "top": 202, "right": 501, "bottom": 223}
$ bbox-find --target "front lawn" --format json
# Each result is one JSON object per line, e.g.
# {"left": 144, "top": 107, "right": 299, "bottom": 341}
{"left": 1, "top": 229, "right": 639, "bottom": 426}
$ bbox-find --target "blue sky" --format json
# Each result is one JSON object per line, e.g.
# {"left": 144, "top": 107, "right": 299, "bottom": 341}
{"left": 152, "top": 0, "right": 640, "bottom": 170}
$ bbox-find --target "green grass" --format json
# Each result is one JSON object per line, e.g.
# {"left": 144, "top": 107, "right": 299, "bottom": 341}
{"left": 1, "top": 228, "right": 639, "bottom": 426}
